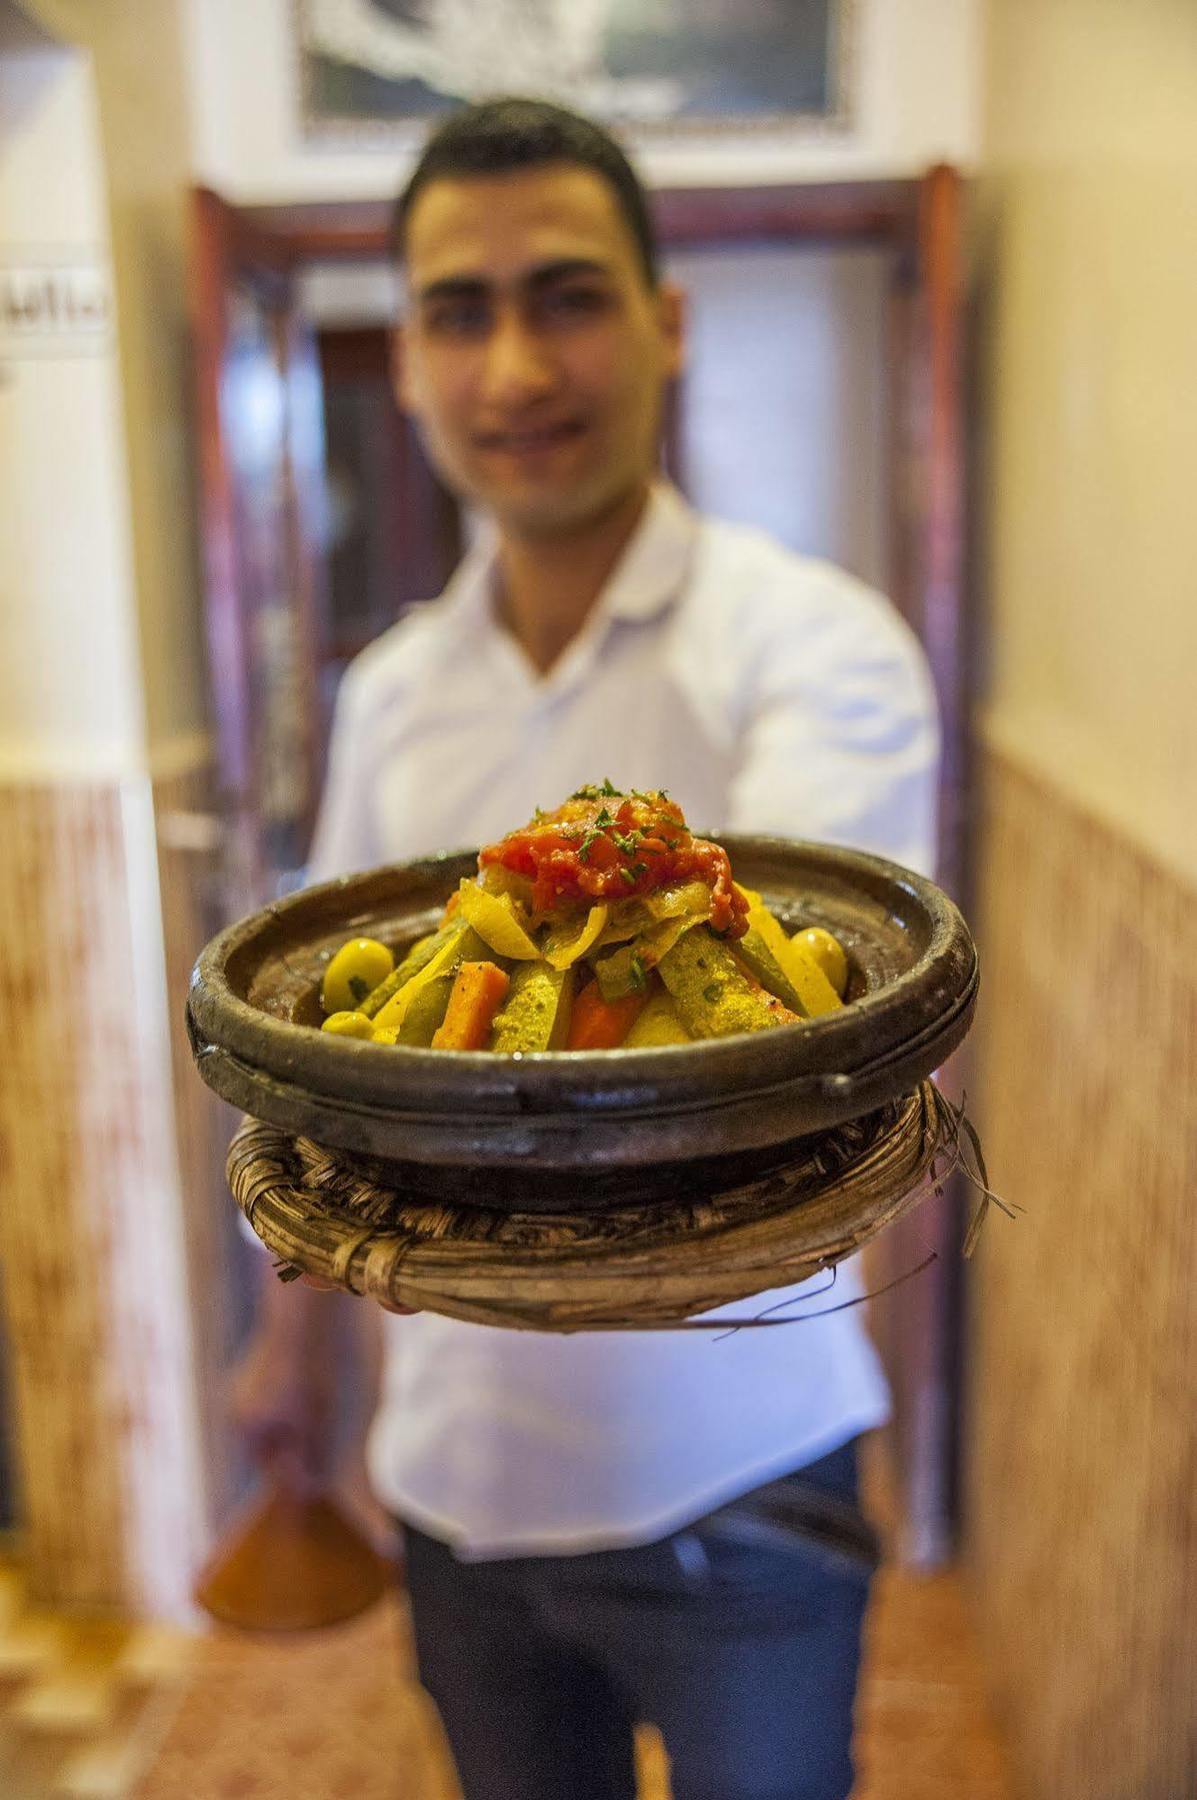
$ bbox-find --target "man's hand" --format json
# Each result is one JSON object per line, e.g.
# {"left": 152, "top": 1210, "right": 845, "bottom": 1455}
{"left": 228, "top": 1311, "right": 334, "bottom": 1494}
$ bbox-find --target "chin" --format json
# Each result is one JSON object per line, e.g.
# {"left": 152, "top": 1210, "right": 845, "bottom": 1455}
{"left": 489, "top": 473, "right": 646, "bottom": 540}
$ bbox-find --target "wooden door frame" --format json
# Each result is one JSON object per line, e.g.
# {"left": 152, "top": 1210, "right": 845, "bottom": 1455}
{"left": 237, "top": 175, "right": 969, "bottom": 1562}
{"left": 189, "top": 189, "right": 331, "bottom": 903}
{"left": 240, "top": 177, "right": 964, "bottom": 841}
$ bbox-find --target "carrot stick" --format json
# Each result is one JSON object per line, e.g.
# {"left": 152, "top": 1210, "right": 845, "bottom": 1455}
{"left": 566, "top": 978, "right": 648, "bottom": 1050}
{"left": 431, "top": 961, "right": 510, "bottom": 1051}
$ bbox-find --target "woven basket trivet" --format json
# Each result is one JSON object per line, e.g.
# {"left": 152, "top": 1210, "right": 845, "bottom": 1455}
{"left": 228, "top": 1081, "right": 985, "bottom": 1331}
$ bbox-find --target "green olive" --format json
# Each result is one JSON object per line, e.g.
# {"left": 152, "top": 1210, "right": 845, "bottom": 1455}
{"left": 793, "top": 927, "right": 849, "bottom": 998}
{"left": 321, "top": 938, "right": 394, "bottom": 1015}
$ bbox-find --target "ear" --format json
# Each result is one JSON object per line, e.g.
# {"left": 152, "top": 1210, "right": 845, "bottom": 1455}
{"left": 390, "top": 323, "right": 417, "bottom": 416}
{"left": 656, "top": 279, "right": 686, "bottom": 381}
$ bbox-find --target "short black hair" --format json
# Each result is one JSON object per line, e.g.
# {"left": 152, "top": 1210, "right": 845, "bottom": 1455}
{"left": 394, "top": 96, "right": 659, "bottom": 288}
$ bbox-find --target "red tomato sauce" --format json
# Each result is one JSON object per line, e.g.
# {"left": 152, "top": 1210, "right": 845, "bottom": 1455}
{"left": 478, "top": 785, "right": 749, "bottom": 937}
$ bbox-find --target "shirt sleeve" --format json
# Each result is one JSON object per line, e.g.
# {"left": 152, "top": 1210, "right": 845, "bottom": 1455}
{"left": 724, "top": 570, "right": 941, "bottom": 879}
{"left": 305, "top": 664, "right": 382, "bottom": 883}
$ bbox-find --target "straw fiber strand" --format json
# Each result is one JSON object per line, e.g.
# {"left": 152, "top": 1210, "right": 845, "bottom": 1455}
{"left": 228, "top": 1082, "right": 953, "bottom": 1330}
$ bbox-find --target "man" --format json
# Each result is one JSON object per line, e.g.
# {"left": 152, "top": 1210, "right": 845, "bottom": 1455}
{"left": 236, "top": 98, "right": 938, "bottom": 1800}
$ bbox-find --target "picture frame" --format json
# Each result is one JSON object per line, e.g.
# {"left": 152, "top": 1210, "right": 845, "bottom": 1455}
{"left": 294, "top": 0, "right": 857, "bottom": 146}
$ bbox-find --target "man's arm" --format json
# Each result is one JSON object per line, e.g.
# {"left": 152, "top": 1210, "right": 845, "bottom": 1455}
{"left": 725, "top": 569, "right": 940, "bottom": 875}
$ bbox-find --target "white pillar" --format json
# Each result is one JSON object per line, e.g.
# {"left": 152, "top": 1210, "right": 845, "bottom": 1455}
{"left": 0, "top": 14, "right": 206, "bottom": 1618}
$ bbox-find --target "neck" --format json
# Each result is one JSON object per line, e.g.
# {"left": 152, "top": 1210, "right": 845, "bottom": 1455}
{"left": 494, "top": 483, "right": 652, "bottom": 675}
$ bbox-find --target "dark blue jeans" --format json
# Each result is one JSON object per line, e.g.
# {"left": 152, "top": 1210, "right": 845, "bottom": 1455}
{"left": 402, "top": 1439, "right": 877, "bottom": 1800}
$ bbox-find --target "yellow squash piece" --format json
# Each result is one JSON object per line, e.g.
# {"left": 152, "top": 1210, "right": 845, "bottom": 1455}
{"left": 543, "top": 904, "right": 609, "bottom": 970}
{"left": 371, "top": 931, "right": 465, "bottom": 1032}
{"left": 394, "top": 972, "right": 457, "bottom": 1046}
{"left": 734, "top": 926, "right": 806, "bottom": 1015}
{"left": 371, "top": 923, "right": 496, "bottom": 1032}
{"left": 622, "top": 989, "right": 691, "bottom": 1047}
{"left": 320, "top": 1010, "right": 376, "bottom": 1040}
{"left": 747, "top": 904, "right": 842, "bottom": 1017}
{"left": 358, "top": 927, "right": 441, "bottom": 1017}
{"left": 456, "top": 879, "right": 541, "bottom": 960}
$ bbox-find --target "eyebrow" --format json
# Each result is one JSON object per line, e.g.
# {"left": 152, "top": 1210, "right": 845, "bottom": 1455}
{"left": 415, "top": 258, "right": 614, "bottom": 306}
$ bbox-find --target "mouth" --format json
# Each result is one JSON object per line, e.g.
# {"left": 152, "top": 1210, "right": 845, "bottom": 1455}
{"left": 474, "top": 420, "right": 587, "bottom": 457}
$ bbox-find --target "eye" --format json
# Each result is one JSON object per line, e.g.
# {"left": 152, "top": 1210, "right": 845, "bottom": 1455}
{"left": 539, "top": 284, "right": 610, "bottom": 323}
{"left": 425, "top": 297, "right": 491, "bottom": 338}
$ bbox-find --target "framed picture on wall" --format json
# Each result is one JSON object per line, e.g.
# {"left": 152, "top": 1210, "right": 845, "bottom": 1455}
{"left": 294, "top": 0, "right": 856, "bottom": 143}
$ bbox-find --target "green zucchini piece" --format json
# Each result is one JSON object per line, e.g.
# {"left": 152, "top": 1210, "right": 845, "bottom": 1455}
{"left": 489, "top": 961, "right": 574, "bottom": 1053}
{"left": 395, "top": 972, "right": 456, "bottom": 1045}
{"left": 657, "top": 928, "right": 799, "bottom": 1039}
{"left": 360, "top": 923, "right": 450, "bottom": 1017}
{"left": 368, "top": 922, "right": 495, "bottom": 1027}
{"left": 733, "top": 926, "right": 808, "bottom": 1016}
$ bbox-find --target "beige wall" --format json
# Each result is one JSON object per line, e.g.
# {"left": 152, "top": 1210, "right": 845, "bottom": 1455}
{"left": 967, "top": 4, "right": 1197, "bottom": 1796}
{"left": 33, "top": 0, "right": 208, "bottom": 760}
{"left": 977, "top": 0, "right": 1197, "bottom": 884}
{"left": 0, "top": 26, "right": 146, "bottom": 776}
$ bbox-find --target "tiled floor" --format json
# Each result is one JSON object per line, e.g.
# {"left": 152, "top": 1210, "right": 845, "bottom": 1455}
{"left": 0, "top": 1556, "right": 193, "bottom": 1800}
{"left": 134, "top": 1566, "right": 1012, "bottom": 1800}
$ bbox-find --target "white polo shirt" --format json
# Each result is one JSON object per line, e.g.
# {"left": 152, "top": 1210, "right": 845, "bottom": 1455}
{"left": 310, "top": 483, "right": 939, "bottom": 1558}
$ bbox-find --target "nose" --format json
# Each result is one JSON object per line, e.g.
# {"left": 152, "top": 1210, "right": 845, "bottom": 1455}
{"left": 481, "top": 308, "right": 557, "bottom": 407}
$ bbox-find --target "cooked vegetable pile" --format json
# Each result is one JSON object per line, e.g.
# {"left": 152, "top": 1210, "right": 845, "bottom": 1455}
{"left": 318, "top": 785, "right": 849, "bottom": 1052}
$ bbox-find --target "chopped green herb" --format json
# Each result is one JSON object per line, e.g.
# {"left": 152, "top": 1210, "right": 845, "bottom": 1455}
{"left": 594, "top": 807, "right": 613, "bottom": 827}
{"left": 611, "top": 830, "right": 639, "bottom": 855}
{"left": 570, "top": 778, "right": 623, "bottom": 801}
{"left": 702, "top": 982, "right": 722, "bottom": 1004}
{"left": 618, "top": 866, "right": 637, "bottom": 886}
{"left": 629, "top": 955, "right": 648, "bottom": 991}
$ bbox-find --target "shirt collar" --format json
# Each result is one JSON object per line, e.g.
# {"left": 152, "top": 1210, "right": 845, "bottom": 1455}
{"left": 438, "top": 480, "right": 698, "bottom": 656}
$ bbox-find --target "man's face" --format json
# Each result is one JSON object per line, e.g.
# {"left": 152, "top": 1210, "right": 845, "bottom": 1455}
{"left": 395, "top": 164, "right": 684, "bottom": 537}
